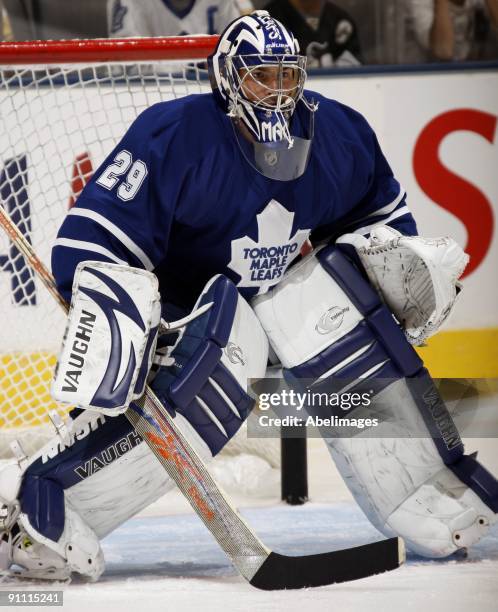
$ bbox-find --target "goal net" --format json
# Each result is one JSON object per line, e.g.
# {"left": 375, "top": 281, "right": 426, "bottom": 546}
{"left": 0, "top": 36, "right": 223, "bottom": 458}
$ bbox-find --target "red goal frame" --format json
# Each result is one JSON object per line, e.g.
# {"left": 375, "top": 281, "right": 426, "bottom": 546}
{"left": 0, "top": 36, "right": 219, "bottom": 64}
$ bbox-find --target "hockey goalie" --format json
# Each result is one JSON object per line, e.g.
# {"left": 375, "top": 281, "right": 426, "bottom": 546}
{"left": 1, "top": 10, "right": 497, "bottom": 581}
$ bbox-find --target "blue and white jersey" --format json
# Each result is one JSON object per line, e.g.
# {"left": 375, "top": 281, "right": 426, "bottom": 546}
{"left": 52, "top": 91, "right": 416, "bottom": 311}
{"left": 107, "top": 0, "right": 252, "bottom": 37}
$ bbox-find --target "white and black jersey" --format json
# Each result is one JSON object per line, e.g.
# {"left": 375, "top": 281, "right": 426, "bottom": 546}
{"left": 264, "top": 0, "right": 362, "bottom": 67}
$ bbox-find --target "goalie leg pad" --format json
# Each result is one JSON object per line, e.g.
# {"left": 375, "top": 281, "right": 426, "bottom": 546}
{"left": 0, "top": 408, "right": 176, "bottom": 579}
{"left": 253, "top": 246, "right": 498, "bottom": 557}
{"left": 151, "top": 275, "right": 269, "bottom": 456}
{"left": 19, "top": 411, "right": 144, "bottom": 542}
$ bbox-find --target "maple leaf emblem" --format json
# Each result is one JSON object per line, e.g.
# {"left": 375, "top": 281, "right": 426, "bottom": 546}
{"left": 228, "top": 199, "right": 310, "bottom": 293}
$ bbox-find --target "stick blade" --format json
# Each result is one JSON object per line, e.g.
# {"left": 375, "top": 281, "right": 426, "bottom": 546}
{"left": 249, "top": 537, "right": 404, "bottom": 590}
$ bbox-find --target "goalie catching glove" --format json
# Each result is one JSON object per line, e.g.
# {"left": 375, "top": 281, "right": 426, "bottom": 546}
{"left": 337, "top": 226, "right": 469, "bottom": 345}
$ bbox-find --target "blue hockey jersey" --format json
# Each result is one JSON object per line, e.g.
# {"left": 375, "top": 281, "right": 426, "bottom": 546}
{"left": 52, "top": 91, "right": 416, "bottom": 311}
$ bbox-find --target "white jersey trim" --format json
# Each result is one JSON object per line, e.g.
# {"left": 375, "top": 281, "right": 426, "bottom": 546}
{"left": 353, "top": 188, "right": 407, "bottom": 226}
{"left": 353, "top": 205, "right": 411, "bottom": 236}
{"left": 366, "top": 189, "right": 406, "bottom": 219}
{"left": 53, "top": 238, "right": 127, "bottom": 265}
{"left": 68, "top": 208, "right": 154, "bottom": 270}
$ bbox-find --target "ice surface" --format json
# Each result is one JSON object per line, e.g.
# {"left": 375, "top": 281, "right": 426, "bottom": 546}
{"left": 1, "top": 437, "right": 496, "bottom": 611}
{"left": 1, "top": 502, "right": 497, "bottom": 612}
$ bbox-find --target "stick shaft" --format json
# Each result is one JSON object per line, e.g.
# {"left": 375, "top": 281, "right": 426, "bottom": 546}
{"left": 0, "top": 204, "right": 68, "bottom": 313}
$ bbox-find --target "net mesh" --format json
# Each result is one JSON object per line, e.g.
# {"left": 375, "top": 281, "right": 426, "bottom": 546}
{"left": 0, "top": 57, "right": 211, "bottom": 457}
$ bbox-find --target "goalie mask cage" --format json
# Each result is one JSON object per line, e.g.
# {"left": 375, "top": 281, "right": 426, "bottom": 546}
{"left": 0, "top": 37, "right": 307, "bottom": 505}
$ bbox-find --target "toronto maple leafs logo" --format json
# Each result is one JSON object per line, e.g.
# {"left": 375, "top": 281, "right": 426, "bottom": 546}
{"left": 228, "top": 200, "right": 310, "bottom": 293}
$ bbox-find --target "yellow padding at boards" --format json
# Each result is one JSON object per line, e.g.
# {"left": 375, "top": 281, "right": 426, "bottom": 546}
{"left": 416, "top": 328, "right": 498, "bottom": 379}
{"left": 1, "top": 328, "right": 497, "bottom": 429}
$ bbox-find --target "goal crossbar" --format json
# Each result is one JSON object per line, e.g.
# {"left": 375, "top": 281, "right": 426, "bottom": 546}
{"left": 0, "top": 36, "right": 219, "bottom": 65}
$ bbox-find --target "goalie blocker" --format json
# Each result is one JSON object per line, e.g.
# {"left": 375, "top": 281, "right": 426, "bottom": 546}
{"left": 0, "top": 263, "right": 268, "bottom": 580}
{"left": 253, "top": 244, "right": 498, "bottom": 558}
{"left": 52, "top": 262, "right": 162, "bottom": 414}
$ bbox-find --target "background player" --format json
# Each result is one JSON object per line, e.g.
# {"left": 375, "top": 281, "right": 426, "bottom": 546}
{"left": 263, "top": 0, "right": 363, "bottom": 67}
{"left": 107, "top": 0, "right": 253, "bottom": 37}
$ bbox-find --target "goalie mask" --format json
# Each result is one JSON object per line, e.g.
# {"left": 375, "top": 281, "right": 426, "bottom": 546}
{"left": 208, "top": 10, "right": 318, "bottom": 181}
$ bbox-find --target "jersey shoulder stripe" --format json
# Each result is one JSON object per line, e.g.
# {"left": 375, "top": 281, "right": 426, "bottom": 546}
{"left": 67, "top": 208, "right": 154, "bottom": 270}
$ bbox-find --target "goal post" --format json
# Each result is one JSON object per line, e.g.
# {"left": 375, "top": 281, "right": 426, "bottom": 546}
{"left": 0, "top": 36, "right": 307, "bottom": 504}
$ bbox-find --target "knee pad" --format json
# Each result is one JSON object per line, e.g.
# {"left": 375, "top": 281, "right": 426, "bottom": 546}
{"left": 253, "top": 246, "right": 498, "bottom": 557}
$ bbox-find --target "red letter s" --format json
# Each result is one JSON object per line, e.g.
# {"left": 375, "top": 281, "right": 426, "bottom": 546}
{"left": 413, "top": 109, "right": 496, "bottom": 277}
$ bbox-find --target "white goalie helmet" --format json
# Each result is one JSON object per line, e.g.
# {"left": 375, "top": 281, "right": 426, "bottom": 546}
{"left": 208, "top": 10, "right": 318, "bottom": 181}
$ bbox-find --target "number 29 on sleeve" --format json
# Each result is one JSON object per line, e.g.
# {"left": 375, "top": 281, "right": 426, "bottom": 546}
{"left": 96, "top": 149, "right": 148, "bottom": 201}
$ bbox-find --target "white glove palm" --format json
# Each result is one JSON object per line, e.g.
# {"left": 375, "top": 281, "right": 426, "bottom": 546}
{"left": 337, "top": 226, "right": 469, "bottom": 345}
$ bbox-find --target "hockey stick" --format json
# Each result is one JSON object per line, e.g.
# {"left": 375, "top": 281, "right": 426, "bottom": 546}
{"left": 0, "top": 203, "right": 405, "bottom": 589}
